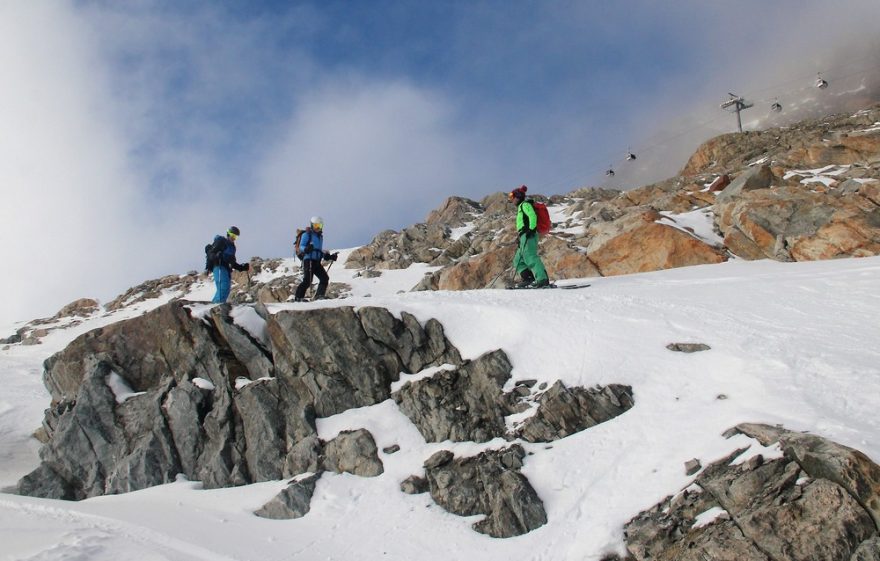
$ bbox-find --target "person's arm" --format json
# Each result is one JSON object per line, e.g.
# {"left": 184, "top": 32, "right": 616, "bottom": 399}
{"left": 522, "top": 202, "right": 538, "bottom": 234}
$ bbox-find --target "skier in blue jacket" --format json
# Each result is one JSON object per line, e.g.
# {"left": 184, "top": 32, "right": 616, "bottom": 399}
{"left": 294, "top": 216, "right": 338, "bottom": 301}
{"left": 209, "top": 226, "right": 250, "bottom": 303}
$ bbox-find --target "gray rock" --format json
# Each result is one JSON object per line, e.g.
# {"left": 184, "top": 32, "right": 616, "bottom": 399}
{"left": 685, "top": 458, "right": 702, "bottom": 475}
{"left": 254, "top": 473, "right": 321, "bottom": 520}
{"left": 284, "top": 435, "right": 322, "bottom": 477}
{"left": 383, "top": 444, "right": 401, "bottom": 454}
{"left": 208, "top": 305, "right": 274, "bottom": 379}
{"left": 422, "top": 445, "right": 547, "bottom": 538}
{"left": 715, "top": 164, "right": 774, "bottom": 205}
{"left": 666, "top": 342, "right": 711, "bottom": 353}
{"left": 162, "top": 381, "right": 209, "bottom": 480}
{"left": 19, "top": 362, "right": 126, "bottom": 499}
{"left": 625, "top": 426, "right": 880, "bottom": 560}
{"left": 106, "top": 380, "right": 183, "bottom": 495}
{"left": 736, "top": 422, "right": 880, "bottom": 530}
{"left": 424, "top": 450, "right": 454, "bottom": 470}
{"left": 851, "top": 537, "right": 880, "bottom": 561}
{"left": 359, "top": 307, "right": 462, "bottom": 373}
{"left": 268, "top": 306, "right": 461, "bottom": 417}
{"left": 517, "top": 381, "right": 635, "bottom": 443}
{"left": 393, "top": 349, "right": 516, "bottom": 442}
{"left": 234, "top": 378, "right": 287, "bottom": 482}
{"left": 322, "top": 429, "right": 384, "bottom": 477}
{"left": 400, "top": 475, "right": 429, "bottom": 494}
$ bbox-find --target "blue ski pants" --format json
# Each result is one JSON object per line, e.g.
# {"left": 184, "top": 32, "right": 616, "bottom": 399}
{"left": 212, "top": 266, "right": 231, "bottom": 303}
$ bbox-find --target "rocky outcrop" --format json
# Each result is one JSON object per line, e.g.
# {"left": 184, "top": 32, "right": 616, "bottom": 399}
{"left": 392, "top": 350, "right": 519, "bottom": 442}
{"left": 393, "top": 352, "right": 634, "bottom": 444}
{"left": 515, "top": 381, "right": 634, "bottom": 443}
{"left": 269, "top": 306, "right": 461, "bottom": 417}
{"left": 421, "top": 446, "right": 547, "bottom": 538}
{"left": 18, "top": 300, "right": 459, "bottom": 499}
{"left": 624, "top": 424, "right": 880, "bottom": 561}
{"left": 715, "top": 184, "right": 880, "bottom": 261}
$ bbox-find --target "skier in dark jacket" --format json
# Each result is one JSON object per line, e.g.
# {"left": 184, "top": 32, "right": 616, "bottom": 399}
{"left": 209, "top": 226, "right": 250, "bottom": 303}
{"left": 294, "top": 216, "right": 338, "bottom": 302}
{"left": 510, "top": 186, "right": 549, "bottom": 288}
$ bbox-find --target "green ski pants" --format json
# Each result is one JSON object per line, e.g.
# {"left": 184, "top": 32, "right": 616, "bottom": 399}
{"left": 513, "top": 233, "right": 548, "bottom": 282}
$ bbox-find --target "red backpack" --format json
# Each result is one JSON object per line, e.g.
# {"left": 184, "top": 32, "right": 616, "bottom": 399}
{"left": 530, "top": 200, "right": 552, "bottom": 235}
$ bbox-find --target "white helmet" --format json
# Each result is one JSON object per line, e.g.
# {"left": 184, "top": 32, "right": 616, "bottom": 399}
{"left": 310, "top": 216, "right": 324, "bottom": 230}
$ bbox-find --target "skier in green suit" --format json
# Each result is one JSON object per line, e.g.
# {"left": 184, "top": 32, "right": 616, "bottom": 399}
{"left": 509, "top": 185, "right": 549, "bottom": 288}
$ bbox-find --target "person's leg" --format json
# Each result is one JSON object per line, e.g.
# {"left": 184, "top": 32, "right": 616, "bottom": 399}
{"left": 212, "top": 266, "right": 231, "bottom": 303}
{"left": 294, "top": 260, "right": 314, "bottom": 300}
{"left": 522, "top": 235, "right": 549, "bottom": 284}
{"left": 513, "top": 236, "right": 529, "bottom": 277}
{"left": 313, "top": 262, "right": 329, "bottom": 299}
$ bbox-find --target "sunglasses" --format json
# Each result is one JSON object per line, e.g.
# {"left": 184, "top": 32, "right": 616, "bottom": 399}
{"left": 228, "top": 232, "right": 238, "bottom": 240}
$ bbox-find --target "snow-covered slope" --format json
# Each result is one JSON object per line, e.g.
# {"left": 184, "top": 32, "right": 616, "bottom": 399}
{"left": 1, "top": 254, "right": 879, "bottom": 560}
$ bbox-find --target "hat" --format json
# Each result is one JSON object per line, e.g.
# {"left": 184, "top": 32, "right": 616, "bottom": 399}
{"left": 228, "top": 226, "right": 240, "bottom": 236}
{"left": 509, "top": 185, "right": 527, "bottom": 201}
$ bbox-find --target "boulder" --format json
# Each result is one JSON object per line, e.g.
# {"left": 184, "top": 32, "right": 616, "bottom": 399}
{"left": 422, "top": 445, "right": 547, "bottom": 538}
{"left": 254, "top": 473, "right": 321, "bottom": 520}
{"left": 322, "top": 429, "right": 384, "bottom": 477}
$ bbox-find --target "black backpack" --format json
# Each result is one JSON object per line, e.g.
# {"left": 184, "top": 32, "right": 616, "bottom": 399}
{"left": 204, "top": 237, "right": 223, "bottom": 271}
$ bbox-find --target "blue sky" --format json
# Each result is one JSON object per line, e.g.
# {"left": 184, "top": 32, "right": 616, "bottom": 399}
{"left": 1, "top": 0, "right": 879, "bottom": 325}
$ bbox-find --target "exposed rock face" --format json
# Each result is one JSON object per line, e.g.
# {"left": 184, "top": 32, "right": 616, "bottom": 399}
{"left": 515, "top": 381, "right": 634, "bottom": 443}
{"left": 422, "top": 445, "right": 547, "bottom": 538}
{"left": 393, "top": 352, "right": 635, "bottom": 444}
{"left": 392, "top": 350, "right": 519, "bottom": 443}
{"left": 18, "top": 300, "right": 459, "bottom": 499}
{"left": 269, "top": 306, "right": 461, "bottom": 417}
{"left": 624, "top": 424, "right": 880, "bottom": 561}
{"left": 588, "top": 218, "right": 726, "bottom": 276}
{"left": 715, "top": 184, "right": 880, "bottom": 261}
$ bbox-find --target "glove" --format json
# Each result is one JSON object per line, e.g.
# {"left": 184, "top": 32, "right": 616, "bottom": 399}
{"left": 305, "top": 243, "right": 314, "bottom": 254}
{"left": 330, "top": 252, "right": 339, "bottom": 261}
{"left": 243, "top": 263, "right": 250, "bottom": 272}
{"left": 526, "top": 228, "right": 537, "bottom": 238}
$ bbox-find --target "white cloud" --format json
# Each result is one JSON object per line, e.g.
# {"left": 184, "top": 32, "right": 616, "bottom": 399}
{"left": 248, "top": 78, "right": 498, "bottom": 256}
{"left": 0, "top": 2, "right": 146, "bottom": 326}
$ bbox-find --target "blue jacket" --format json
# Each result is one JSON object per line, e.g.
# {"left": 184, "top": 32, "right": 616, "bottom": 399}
{"left": 211, "top": 235, "right": 239, "bottom": 271}
{"left": 298, "top": 228, "right": 325, "bottom": 261}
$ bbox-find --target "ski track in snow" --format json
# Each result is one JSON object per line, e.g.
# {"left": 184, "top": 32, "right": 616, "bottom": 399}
{"left": 1, "top": 256, "right": 879, "bottom": 560}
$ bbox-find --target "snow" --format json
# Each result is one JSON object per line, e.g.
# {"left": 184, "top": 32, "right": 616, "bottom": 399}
{"left": 106, "top": 371, "right": 145, "bottom": 404}
{"left": 692, "top": 506, "right": 728, "bottom": 529}
{"left": 657, "top": 208, "right": 724, "bottom": 247}
{"left": 449, "top": 221, "right": 476, "bottom": 241}
{"left": 2, "top": 255, "right": 880, "bottom": 560}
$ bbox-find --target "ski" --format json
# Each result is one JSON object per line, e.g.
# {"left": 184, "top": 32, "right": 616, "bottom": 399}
{"left": 506, "top": 283, "right": 591, "bottom": 290}
{"left": 555, "top": 283, "right": 591, "bottom": 290}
